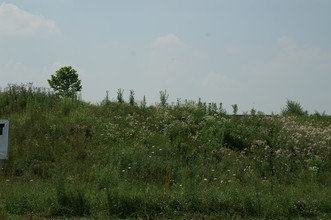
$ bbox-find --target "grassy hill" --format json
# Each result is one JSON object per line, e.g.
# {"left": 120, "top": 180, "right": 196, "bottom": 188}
{"left": 0, "top": 84, "right": 331, "bottom": 219}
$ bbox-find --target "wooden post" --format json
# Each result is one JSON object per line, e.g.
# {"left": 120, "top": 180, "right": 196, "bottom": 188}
{"left": 165, "top": 167, "right": 171, "bottom": 191}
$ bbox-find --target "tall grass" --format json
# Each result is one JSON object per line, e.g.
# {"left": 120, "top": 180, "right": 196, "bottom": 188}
{"left": 0, "top": 84, "right": 330, "bottom": 219}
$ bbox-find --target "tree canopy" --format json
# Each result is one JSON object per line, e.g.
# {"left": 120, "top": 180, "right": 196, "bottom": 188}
{"left": 48, "top": 66, "right": 82, "bottom": 97}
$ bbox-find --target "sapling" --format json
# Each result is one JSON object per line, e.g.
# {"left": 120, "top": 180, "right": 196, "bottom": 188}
{"left": 232, "top": 104, "right": 238, "bottom": 115}
{"left": 159, "top": 90, "right": 169, "bottom": 107}
{"left": 117, "top": 89, "right": 124, "bottom": 103}
{"left": 129, "top": 90, "right": 135, "bottom": 106}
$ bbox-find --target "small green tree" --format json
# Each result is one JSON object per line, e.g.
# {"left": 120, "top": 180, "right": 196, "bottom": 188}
{"left": 232, "top": 104, "right": 238, "bottom": 115}
{"left": 219, "top": 102, "right": 227, "bottom": 115}
{"left": 159, "top": 90, "right": 169, "bottom": 107}
{"left": 117, "top": 89, "right": 124, "bottom": 103}
{"left": 101, "top": 90, "right": 110, "bottom": 106}
{"left": 48, "top": 66, "right": 82, "bottom": 97}
{"left": 140, "top": 96, "right": 147, "bottom": 109}
{"left": 129, "top": 90, "right": 135, "bottom": 106}
{"left": 281, "top": 100, "right": 308, "bottom": 116}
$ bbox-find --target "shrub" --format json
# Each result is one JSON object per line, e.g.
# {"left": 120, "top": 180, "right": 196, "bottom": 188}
{"left": 232, "top": 104, "right": 238, "bottom": 115}
{"left": 281, "top": 100, "right": 308, "bottom": 116}
{"left": 129, "top": 89, "right": 135, "bottom": 106}
{"left": 53, "top": 177, "right": 91, "bottom": 217}
{"left": 117, "top": 89, "right": 124, "bottom": 103}
{"left": 159, "top": 90, "right": 169, "bottom": 107}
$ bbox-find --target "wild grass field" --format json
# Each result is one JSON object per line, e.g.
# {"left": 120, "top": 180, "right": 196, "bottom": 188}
{"left": 0, "top": 84, "right": 330, "bottom": 219}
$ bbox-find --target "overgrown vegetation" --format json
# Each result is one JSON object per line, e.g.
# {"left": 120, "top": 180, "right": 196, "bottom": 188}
{"left": 0, "top": 83, "right": 330, "bottom": 219}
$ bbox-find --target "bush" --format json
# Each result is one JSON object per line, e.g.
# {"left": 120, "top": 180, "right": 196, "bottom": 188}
{"left": 52, "top": 177, "right": 91, "bottom": 217}
{"left": 281, "top": 100, "right": 308, "bottom": 116}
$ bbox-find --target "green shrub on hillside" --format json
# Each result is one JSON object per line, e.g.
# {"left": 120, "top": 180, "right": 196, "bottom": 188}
{"left": 281, "top": 99, "right": 308, "bottom": 116}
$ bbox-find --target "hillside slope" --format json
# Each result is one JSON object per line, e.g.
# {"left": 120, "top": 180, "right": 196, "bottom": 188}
{"left": 0, "top": 84, "right": 331, "bottom": 219}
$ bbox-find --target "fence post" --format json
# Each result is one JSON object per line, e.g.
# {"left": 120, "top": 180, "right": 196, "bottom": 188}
{"left": 165, "top": 167, "right": 171, "bottom": 191}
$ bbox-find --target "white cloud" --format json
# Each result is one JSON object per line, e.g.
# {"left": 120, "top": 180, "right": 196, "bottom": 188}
{"left": 150, "top": 33, "right": 183, "bottom": 48}
{"left": 245, "top": 36, "right": 331, "bottom": 77}
{"left": 145, "top": 33, "right": 186, "bottom": 77}
{"left": 202, "top": 71, "right": 241, "bottom": 91}
{"left": 0, "top": 3, "right": 60, "bottom": 37}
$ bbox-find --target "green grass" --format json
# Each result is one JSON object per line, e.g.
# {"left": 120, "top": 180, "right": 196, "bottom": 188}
{"left": 0, "top": 84, "right": 331, "bottom": 219}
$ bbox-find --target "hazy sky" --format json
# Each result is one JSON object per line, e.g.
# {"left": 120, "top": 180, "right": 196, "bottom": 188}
{"left": 1, "top": 0, "right": 330, "bottom": 114}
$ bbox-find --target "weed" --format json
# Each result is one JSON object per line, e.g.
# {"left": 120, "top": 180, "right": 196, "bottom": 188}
{"left": 0, "top": 84, "right": 330, "bottom": 219}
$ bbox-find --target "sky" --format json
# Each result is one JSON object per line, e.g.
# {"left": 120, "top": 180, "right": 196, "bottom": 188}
{"left": 1, "top": 0, "right": 331, "bottom": 114}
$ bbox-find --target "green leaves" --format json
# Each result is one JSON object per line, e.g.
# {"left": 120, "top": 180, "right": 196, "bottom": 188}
{"left": 48, "top": 66, "right": 82, "bottom": 97}
{"left": 281, "top": 100, "right": 308, "bottom": 116}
